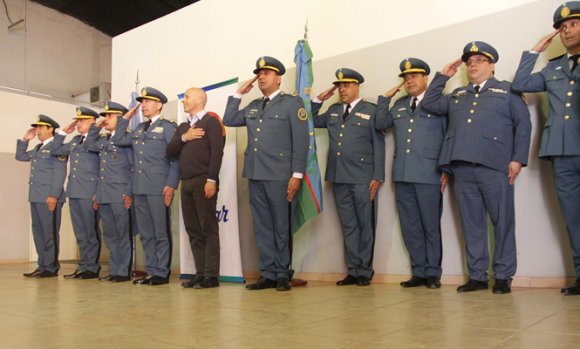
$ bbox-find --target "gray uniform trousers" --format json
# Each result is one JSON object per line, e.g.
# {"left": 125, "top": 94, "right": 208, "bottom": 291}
{"left": 452, "top": 164, "right": 516, "bottom": 281}
{"left": 395, "top": 183, "right": 442, "bottom": 278}
{"left": 68, "top": 198, "right": 101, "bottom": 273}
{"left": 30, "top": 202, "right": 63, "bottom": 273}
{"left": 333, "top": 183, "right": 376, "bottom": 279}
{"left": 99, "top": 203, "right": 132, "bottom": 277}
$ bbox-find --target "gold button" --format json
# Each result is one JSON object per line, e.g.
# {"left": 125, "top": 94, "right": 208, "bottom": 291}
{"left": 568, "top": 92, "right": 573, "bottom": 96}
{"left": 257, "top": 128, "right": 261, "bottom": 132}
{"left": 473, "top": 102, "right": 477, "bottom": 106}
{"left": 566, "top": 103, "right": 571, "bottom": 107}
{"left": 142, "top": 142, "right": 145, "bottom": 145}
{"left": 139, "top": 151, "right": 143, "bottom": 154}
{"left": 275, "top": 115, "right": 279, "bottom": 118}
{"left": 139, "top": 160, "right": 142, "bottom": 164}
{"left": 360, "top": 157, "right": 364, "bottom": 161}
{"left": 279, "top": 153, "right": 283, "bottom": 157}
{"left": 406, "top": 149, "right": 410, "bottom": 154}
{"left": 493, "top": 136, "right": 498, "bottom": 140}
{"left": 254, "top": 138, "right": 258, "bottom": 142}
{"left": 410, "top": 119, "right": 414, "bottom": 123}
{"left": 76, "top": 153, "right": 80, "bottom": 156}
{"left": 338, "top": 142, "right": 342, "bottom": 146}
{"left": 408, "top": 128, "right": 412, "bottom": 133}
{"left": 254, "top": 148, "right": 258, "bottom": 152}
{"left": 565, "top": 115, "right": 570, "bottom": 120}
{"left": 407, "top": 138, "right": 411, "bottom": 143}
{"left": 337, "top": 152, "right": 341, "bottom": 156}
{"left": 139, "top": 170, "right": 142, "bottom": 173}
{"left": 357, "top": 122, "right": 361, "bottom": 126}
{"left": 570, "top": 81, "right": 575, "bottom": 85}
{"left": 75, "top": 160, "right": 78, "bottom": 163}
{"left": 33, "top": 160, "right": 36, "bottom": 162}
{"left": 101, "top": 176, "right": 104, "bottom": 180}
{"left": 454, "top": 100, "right": 459, "bottom": 104}
{"left": 475, "top": 94, "right": 479, "bottom": 98}
{"left": 101, "top": 168, "right": 105, "bottom": 171}
{"left": 427, "top": 114, "right": 431, "bottom": 117}
{"left": 72, "top": 175, "right": 75, "bottom": 178}
{"left": 467, "top": 118, "right": 472, "bottom": 123}
{"left": 470, "top": 110, "right": 474, "bottom": 114}
{"left": 31, "top": 167, "right": 34, "bottom": 170}
{"left": 341, "top": 124, "right": 345, "bottom": 128}
{"left": 73, "top": 168, "right": 77, "bottom": 171}
{"left": 339, "top": 133, "right": 343, "bottom": 137}
{"left": 397, "top": 115, "right": 401, "bottom": 118}
{"left": 259, "top": 119, "right": 263, "bottom": 123}
{"left": 102, "top": 160, "right": 106, "bottom": 163}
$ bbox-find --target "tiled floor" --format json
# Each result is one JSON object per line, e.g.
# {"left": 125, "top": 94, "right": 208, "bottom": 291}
{"left": 1, "top": 263, "right": 580, "bottom": 348}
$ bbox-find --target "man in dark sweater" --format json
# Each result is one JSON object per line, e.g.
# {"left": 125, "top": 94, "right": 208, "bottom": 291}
{"left": 167, "top": 87, "right": 224, "bottom": 289}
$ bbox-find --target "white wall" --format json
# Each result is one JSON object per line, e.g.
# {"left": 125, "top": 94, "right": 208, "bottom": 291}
{"left": 0, "top": 0, "right": 111, "bottom": 100}
{"left": 111, "top": 0, "right": 575, "bottom": 280}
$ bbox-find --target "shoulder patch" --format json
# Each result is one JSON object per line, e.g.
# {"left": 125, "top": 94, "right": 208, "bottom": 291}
{"left": 297, "top": 108, "right": 308, "bottom": 121}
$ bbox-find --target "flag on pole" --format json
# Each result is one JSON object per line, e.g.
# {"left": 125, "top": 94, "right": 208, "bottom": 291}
{"left": 292, "top": 39, "right": 323, "bottom": 234}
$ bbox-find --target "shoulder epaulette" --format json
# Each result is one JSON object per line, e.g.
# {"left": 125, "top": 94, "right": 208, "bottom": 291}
{"left": 549, "top": 54, "right": 566, "bottom": 62}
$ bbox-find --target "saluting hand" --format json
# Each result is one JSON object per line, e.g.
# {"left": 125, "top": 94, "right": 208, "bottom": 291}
{"left": 287, "top": 177, "right": 301, "bottom": 202}
{"left": 384, "top": 81, "right": 404, "bottom": 98}
{"left": 95, "top": 118, "right": 106, "bottom": 128}
{"left": 369, "top": 179, "right": 381, "bottom": 201}
{"left": 23, "top": 128, "right": 36, "bottom": 141}
{"left": 442, "top": 58, "right": 463, "bottom": 78}
{"left": 316, "top": 86, "right": 337, "bottom": 101}
{"left": 163, "top": 186, "right": 175, "bottom": 207}
{"left": 182, "top": 125, "right": 205, "bottom": 142}
{"left": 63, "top": 121, "right": 77, "bottom": 134}
{"left": 123, "top": 104, "right": 140, "bottom": 120}
{"left": 532, "top": 30, "right": 560, "bottom": 53}
{"left": 237, "top": 76, "right": 258, "bottom": 95}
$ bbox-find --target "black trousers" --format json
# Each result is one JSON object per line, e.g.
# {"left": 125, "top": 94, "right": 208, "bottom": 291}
{"left": 181, "top": 175, "right": 220, "bottom": 277}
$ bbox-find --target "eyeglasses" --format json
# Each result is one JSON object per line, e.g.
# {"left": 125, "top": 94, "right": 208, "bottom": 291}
{"left": 465, "top": 56, "right": 491, "bottom": 66}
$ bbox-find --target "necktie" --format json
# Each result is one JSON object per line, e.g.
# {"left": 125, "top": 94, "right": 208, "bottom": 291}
{"left": 144, "top": 119, "right": 152, "bottom": 131}
{"left": 35, "top": 143, "right": 43, "bottom": 151}
{"left": 262, "top": 97, "right": 270, "bottom": 110}
{"left": 106, "top": 133, "right": 111, "bottom": 141}
{"left": 410, "top": 97, "right": 417, "bottom": 113}
{"left": 79, "top": 136, "right": 85, "bottom": 144}
{"left": 343, "top": 104, "right": 351, "bottom": 121}
{"left": 571, "top": 54, "right": 579, "bottom": 72}
{"left": 474, "top": 85, "right": 480, "bottom": 94}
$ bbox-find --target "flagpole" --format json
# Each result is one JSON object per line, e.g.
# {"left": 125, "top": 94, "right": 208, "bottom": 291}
{"left": 131, "top": 69, "right": 147, "bottom": 279}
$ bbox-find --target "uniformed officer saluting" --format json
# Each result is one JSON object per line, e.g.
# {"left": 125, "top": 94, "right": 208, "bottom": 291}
{"left": 312, "top": 68, "right": 385, "bottom": 287}
{"left": 422, "top": 41, "right": 531, "bottom": 294}
{"left": 52, "top": 107, "right": 102, "bottom": 280}
{"left": 375, "top": 58, "right": 448, "bottom": 289}
{"left": 115, "top": 87, "right": 180, "bottom": 286}
{"left": 512, "top": 1, "right": 580, "bottom": 296}
{"left": 84, "top": 101, "right": 134, "bottom": 283}
{"left": 223, "top": 56, "right": 309, "bottom": 291}
{"left": 17, "top": 115, "right": 67, "bottom": 278}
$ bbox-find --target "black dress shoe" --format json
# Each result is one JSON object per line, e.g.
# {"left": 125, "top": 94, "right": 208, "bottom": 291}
{"left": 23, "top": 269, "right": 41, "bottom": 278}
{"left": 561, "top": 278, "right": 580, "bottom": 296}
{"left": 181, "top": 274, "right": 204, "bottom": 288}
{"left": 493, "top": 279, "right": 512, "bottom": 294}
{"left": 78, "top": 271, "right": 99, "bottom": 280}
{"left": 457, "top": 279, "right": 488, "bottom": 292}
{"left": 112, "top": 275, "right": 131, "bottom": 283}
{"left": 276, "top": 277, "right": 291, "bottom": 291}
{"left": 148, "top": 276, "right": 169, "bottom": 286}
{"left": 194, "top": 277, "right": 220, "bottom": 289}
{"left": 246, "top": 277, "right": 277, "bottom": 290}
{"left": 99, "top": 275, "right": 115, "bottom": 282}
{"left": 400, "top": 276, "right": 428, "bottom": 288}
{"left": 64, "top": 270, "right": 82, "bottom": 279}
{"left": 357, "top": 276, "right": 371, "bottom": 286}
{"left": 427, "top": 276, "right": 441, "bottom": 289}
{"left": 133, "top": 276, "right": 152, "bottom": 285}
{"left": 36, "top": 270, "right": 58, "bottom": 278}
{"left": 336, "top": 275, "right": 358, "bottom": 286}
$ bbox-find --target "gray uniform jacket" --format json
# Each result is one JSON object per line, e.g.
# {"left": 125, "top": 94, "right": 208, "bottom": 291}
{"left": 51, "top": 134, "right": 99, "bottom": 199}
{"left": 114, "top": 117, "right": 180, "bottom": 195}
{"left": 375, "top": 95, "right": 447, "bottom": 185}
{"left": 512, "top": 51, "right": 580, "bottom": 158}
{"left": 85, "top": 124, "right": 133, "bottom": 204}
{"left": 422, "top": 73, "right": 531, "bottom": 173}
{"left": 16, "top": 139, "right": 67, "bottom": 203}
{"left": 222, "top": 93, "right": 309, "bottom": 180}
{"left": 312, "top": 100, "right": 385, "bottom": 184}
